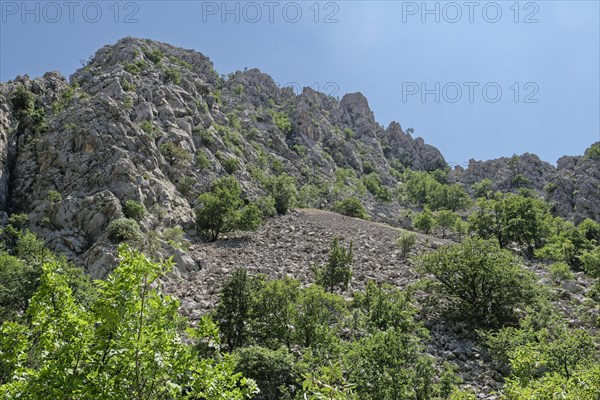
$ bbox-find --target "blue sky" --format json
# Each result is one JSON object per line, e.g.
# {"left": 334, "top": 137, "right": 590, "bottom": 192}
{"left": 1, "top": 0, "right": 598, "bottom": 166}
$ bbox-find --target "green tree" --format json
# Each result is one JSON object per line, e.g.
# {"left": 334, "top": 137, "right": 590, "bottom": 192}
{"left": 333, "top": 197, "right": 369, "bottom": 220}
{"left": 396, "top": 232, "right": 417, "bottom": 258}
{"left": 414, "top": 207, "right": 436, "bottom": 235}
{"left": 472, "top": 178, "right": 493, "bottom": 199}
{"left": 214, "top": 267, "right": 255, "bottom": 351}
{"left": 0, "top": 253, "right": 39, "bottom": 322}
{"left": 0, "top": 247, "right": 258, "bottom": 399}
{"left": 418, "top": 237, "right": 537, "bottom": 327}
{"left": 195, "top": 176, "right": 262, "bottom": 241}
{"left": 313, "top": 238, "right": 354, "bottom": 293}
{"left": 435, "top": 210, "right": 460, "bottom": 238}
{"left": 159, "top": 141, "right": 192, "bottom": 167}
{"left": 265, "top": 173, "right": 297, "bottom": 215}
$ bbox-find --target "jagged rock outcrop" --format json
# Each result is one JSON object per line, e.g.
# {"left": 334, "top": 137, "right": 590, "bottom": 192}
{"left": 450, "top": 147, "right": 600, "bottom": 223}
{"left": 0, "top": 37, "right": 446, "bottom": 276}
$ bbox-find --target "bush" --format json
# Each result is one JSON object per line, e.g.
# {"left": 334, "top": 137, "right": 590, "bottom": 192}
{"left": 548, "top": 262, "right": 574, "bottom": 283}
{"left": 196, "top": 151, "right": 211, "bottom": 171}
{"left": 141, "top": 121, "right": 154, "bottom": 135}
{"left": 584, "top": 142, "right": 600, "bottom": 160}
{"left": 333, "top": 197, "right": 369, "bottom": 219}
{"left": 123, "top": 200, "right": 146, "bottom": 221}
{"left": 396, "top": 232, "right": 417, "bottom": 258}
{"left": 418, "top": 237, "right": 537, "bottom": 327}
{"left": 107, "top": 218, "right": 141, "bottom": 242}
{"left": 434, "top": 210, "right": 460, "bottom": 238}
{"left": 414, "top": 207, "right": 436, "bottom": 235}
{"left": 363, "top": 172, "right": 391, "bottom": 201}
{"left": 234, "top": 346, "right": 297, "bottom": 400}
{"left": 270, "top": 110, "right": 292, "bottom": 136}
{"left": 195, "top": 176, "right": 262, "bottom": 242}
{"left": 221, "top": 156, "right": 239, "bottom": 174}
{"left": 265, "top": 174, "right": 297, "bottom": 215}
{"left": 313, "top": 238, "right": 353, "bottom": 293}
{"left": 176, "top": 176, "right": 196, "bottom": 195}
{"left": 256, "top": 196, "right": 277, "bottom": 218}
{"left": 46, "top": 190, "right": 62, "bottom": 203}
{"left": 159, "top": 141, "right": 192, "bottom": 167}
{"left": 0, "top": 253, "right": 39, "bottom": 322}
{"left": 164, "top": 67, "right": 181, "bottom": 84}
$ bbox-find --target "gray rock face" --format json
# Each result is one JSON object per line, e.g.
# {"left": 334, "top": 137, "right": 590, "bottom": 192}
{"left": 0, "top": 37, "right": 446, "bottom": 276}
{"left": 450, "top": 147, "right": 600, "bottom": 223}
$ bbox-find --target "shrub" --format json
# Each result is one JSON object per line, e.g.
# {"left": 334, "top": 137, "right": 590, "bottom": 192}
{"left": 363, "top": 172, "right": 391, "bottom": 201}
{"left": 434, "top": 209, "right": 460, "bottom": 238}
{"left": 472, "top": 178, "right": 493, "bottom": 199}
{"left": 396, "top": 232, "right": 417, "bottom": 258}
{"left": 141, "top": 121, "right": 154, "bottom": 135}
{"left": 265, "top": 174, "right": 297, "bottom": 215}
{"left": 176, "top": 176, "right": 196, "bottom": 195}
{"left": 256, "top": 196, "right": 277, "bottom": 218}
{"left": 123, "top": 200, "right": 146, "bottom": 221}
{"left": 221, "top": 156, "right": 239, "bottom": 174}
{"left": 46, "top": 190, "right": 62, "bottom": 203}
{"left": 344, "top": 127, "right": 354, "bottom": 140}
{"left": 124, "top": 59, "right": 147, "bottom": 74}
{"left": 143, "top": 48, "right": 163, "bottom": 63}
{"left": 164, "top": 67, "right": 181, "bottom": 84}
{"left": 195, "top": 176, "right": 262, "bottom": 242}
{"left": 161, "top": 226, "right": 189, "bottom": 250}
{"left": 196, "top": 151, "right": 211, "bottom": 171}
{"left": 312, "top": 238, "right": 353, "bottom": 293}
{"left": 159, "top": 141, "right": 192, "bottom": 167}
{"left": 584, "top": 142, "right": 600, "bottom": 160}
{"left": 0, "top": 253, "right": 39, "bottom": 322}
{"left": 333, "top": 197, "right": 369, "bottom": 220}
{"left": 107, "top": 218, "right": 141, "bottom": 242}
{"left": 271, "top": 110, "right": 292, "bottom": 136}
{"left": 234, "top": 346, "right": 297, "bottom": 400}
{"left": 418, "top": 237, "right": 537, "bottom": 327}
{"left": 121, "top": 78, "right": 136, "bottom": 92}
{"left": 414, "top": 207, "right": 436, "bottom": 235}
{"left": 548, "top": 262, "right": 574, "bottom": 283}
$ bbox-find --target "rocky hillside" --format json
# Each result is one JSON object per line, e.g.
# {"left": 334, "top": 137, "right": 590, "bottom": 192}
{"left": 0, "top": 37, "right": 449, "bottom": 277}
{"left": 0, "top": 36, "right": 598, "bottom": 275}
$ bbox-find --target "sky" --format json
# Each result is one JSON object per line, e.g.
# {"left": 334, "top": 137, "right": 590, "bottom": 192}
{"left": 1, "top": 0, "right": 599, "bottom": 166}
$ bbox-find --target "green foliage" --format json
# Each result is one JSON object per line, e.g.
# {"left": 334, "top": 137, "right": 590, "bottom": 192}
{"left": 414, "top": 207, "right": 436, "bottom": 235}
{"left": 343, "top": 127, "right": 354, "bottom": 140}
{"left": 313, "top": 238, "right": 353, "bottom": 293}
{"left": 143, "top": 48, "right": 163, "bottom": 63}
{"left": 123, "top": 200, "right": 146, "bottom": 221}
{"left": 472, "top": 178, "right": 493, "bottom": 199}
{"left": 221, "top": 156, "right": 240, "bottom": 174}
{"left": 434, "top": 210, "right": 460, "bottom": 238}
{"left": 167, "top": 55, "right": 192, "bottom": 69}
{"left": 196, "top": 151, "right": 211, "bottom": 171}
{"left": 124, "top": 59, "right": 148, "bottom": 74}
{"left": 396, "top": 232, "right": 417, "bottom": 258}
{"left": 140, "top": 120, "right": 155, "bottom": 135}
{"left": 0, "top": 253, "right": 38, "bottom": 322}
{"left": 362, "top": 160, "right": 375, "bottom": 174}
{"left": 256, "top": 196, "right": 277, "bottom": 218}
{"left": 270, "top": 110, "right": 292, "bottom": 136}
{"left": 159, "top": 141, "right": 192, "bottom": 167}
{"left": 292, "top": 144, "right": 307, "bottom": 157}
{"left": 333, "top": 197, "right": 369, "bottom": 220}
{"left": 548, "top": 262, "right": 574, "bottom": 283}
{"left": 10, "top": 85, "right": 48, "bottom": 134}
{"left": 299, "top": 363, "right": 358, "bottom": 400}
{"left": 161, "top": 226, "right": 189, "bottom": 250}
{"left": 402, "top": 170, "right": 470, "bottom": 211}
{"left": 469, "top": 193, "right": 552, "bottom": 252}
{"left": 215, "top": 267, "right": 255, "bottom": 350}
{"left": 418, "top": 237, "right": 537, "bottom": 327}
{"left": 176, "top": 175, "right": 196, "bottom": 195}
{"left": 363, "top": 172, "right": 391, "bottom": 201}
{"left": 0, "top": 246, "right": 258, "bottom": 399}
{"left": 164, "top": 67, "right": 182, "bottom": 84}
{"left": 46, "top": 190, "right": 62, "bottom": 203}
{"left": 584, "top": 142, "right": 600, "bottom": 160}
{"left": 121, "top": 78, "right": 136, "bottom": 92}
{"left": 265, "top": 173, "right": 297, "bottom": 215}
{"left": 107, "top": 218, "right": 141, "bottom": 242}
{"left": 195, "top": 176, "right": 262, "bottom": 241}
{"left": 234, "top": 346, "right": 296, "bottom": 400}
